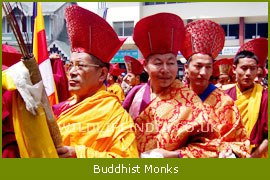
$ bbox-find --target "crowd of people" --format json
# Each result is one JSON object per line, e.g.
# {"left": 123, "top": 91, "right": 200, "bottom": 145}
{"left": 2, "top": 5, "right": 268, "bottom": 158}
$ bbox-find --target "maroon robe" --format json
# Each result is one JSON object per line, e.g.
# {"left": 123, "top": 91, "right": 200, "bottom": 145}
{"left": 52, "top": 100, "right": 74, "bottom": 118}
{"left": 2, "top": 90, "right": 20, "bottom": 158}
{"left": 122, "top": 81, "right": 151, "bottom": 119}
{"left": 50, "top": 58, "right": 70, "bottom": 102}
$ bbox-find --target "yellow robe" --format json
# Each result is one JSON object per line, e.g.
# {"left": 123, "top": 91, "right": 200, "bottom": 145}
{"left": 57, "top": 85, "right": 139, "bottom": 158}
{"left": 236, "top": 84, "right": 262, "bottom": 137}
{"left": 235, "top": 84, "right": 267, "bottom": 158}
{"left": 107, "top": 83, "right": 125, "bottom": 102}
{"left": 136, "top": 80, "right": 228, "bottom": 158}
{"left": 3, "top": 68, "right": 58, "bottom": 158}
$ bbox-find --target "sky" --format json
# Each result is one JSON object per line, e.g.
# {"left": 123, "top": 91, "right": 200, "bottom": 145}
{"left": 77, "top": 2, "right": 98, "bottom": 13}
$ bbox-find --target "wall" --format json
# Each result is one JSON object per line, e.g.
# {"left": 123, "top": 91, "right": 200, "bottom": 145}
{"left": 51, "top": 2, "right": 73, "bottom": 43}
{"left": 142, "top": 2, "right": 267, "bottom": 20}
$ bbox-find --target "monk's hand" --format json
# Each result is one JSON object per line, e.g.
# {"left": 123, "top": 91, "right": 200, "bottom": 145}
{"left": 141, "top": 148, "right": 178, "bottom": 158}
{"left": 219, "top": 149, "right": 236, "bottom": 158}
{"left": 57, "top": 146, "right": 77, "bottom": 158}
{"left": 250, "top": 139, "right": 268, "bottom": 158}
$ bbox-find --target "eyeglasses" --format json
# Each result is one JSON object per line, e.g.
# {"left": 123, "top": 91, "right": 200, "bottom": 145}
{"left": 67, "top": 61, "right": 100, "bottom": 71}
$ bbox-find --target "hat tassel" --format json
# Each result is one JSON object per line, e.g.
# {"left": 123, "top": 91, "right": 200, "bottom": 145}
{"left": 210, "top": 34, "right": 217, "bottom": 56}
{"left": 89, "top": 25, "right": 92, "bottom": 53}
{"left": 148, "top": 32, "right": 153, "bottom": 53}
{"left": 191, "top": 35, "right": 195, "bottom": 53}
{"left": 171, "top": 28, "right": 174, "bottom": 52}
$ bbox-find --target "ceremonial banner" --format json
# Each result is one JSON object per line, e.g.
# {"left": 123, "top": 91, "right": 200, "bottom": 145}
{"left": 32, "top": 2, "right": 58, "bottom": 105}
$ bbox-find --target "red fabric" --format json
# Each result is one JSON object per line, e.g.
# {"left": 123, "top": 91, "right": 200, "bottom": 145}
{"left": 250, "top": 88, "right": 268, "bottom": 146}
{"left": 133, "top": 13, "right": 185, "bottom": 58}
{"left": 2, "top": 90, "right": 13, "bottom": 120}
{"left": 2, "top": 90, "right": 20, "bottom": 158}
{"left": 37, "top": 30, "right": 49, "bottom": 64}
{"left": 2, "top": 44, "right": 22, "bottom": 67}
{"left": 264, "top": 68, "right": 268, "bottom": 76}
{"left": 124, "top": 56, "right": 143, "bottom": 75}
{"left": 2, "top": 65, "right": 8, "bottom": 71}
{"left": 236, "top": 38, "right": 268, "bottom": 67}
{"left": 2, "top": 144, "right": 20, "bottom": 158}
{"left": 51, "top": 58, "right": 70, "bottom": 102}
{"left": 52, "top": 100, "right": 74, "bottom": 118}
{"left": 65, "top": 5, "right": 126, "bottom": 63}
{"left": 109, "top": 63, "right": 125, "bottom": 76}
{"left": 138, "top": 58, "right": 145, "bottom": 65}
{"left": 180, "top": 19, "right": 225, "bottom": 60}
{"left": 213, "top": 58, "right": 234, "bottom": 77}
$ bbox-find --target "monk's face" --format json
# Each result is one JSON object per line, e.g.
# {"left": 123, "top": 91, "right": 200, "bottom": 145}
{"left": 106, "top": 73, "right": 115, "bottom": 85}
{"left": 145, "top": 53, "right": 178, "bottom": 92}
{"left": 185, "top": 53, "right": 213, "bottom": 92}
{"left": 68, "top": 52, "right": 102, "bottom": 99}
{"left": 234, "top": 57, "right": 257, "bottom": 89}
{"left": 123, "top": 72, "right": 137, "bottom": 87}
{"left": 254, "top": 67, "right": 264, "bottom": 85}
{"left": 218, "top": 74, "right": 231, "bottom": 85}
{"left": 117, "top": 75, "right": 124, "bottom": 84}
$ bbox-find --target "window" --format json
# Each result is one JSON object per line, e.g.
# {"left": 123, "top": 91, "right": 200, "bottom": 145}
{"left": 22, "top": 16, "right": 27, "bottom": 32}
{"left": 245, "top": 23, "right": 268, "bottom": 39}
{"left": 144, "top": 2, "right": 155, "bottom": 5}
{"left": 7, "top": 22, "right": 11, "bottom": 33}
{"left": 98, "top": 2, "right": 107, "bottom": 9}
{"left": 221, "top": 24, "right": 239, "bottom": 40}
{"left": 15, "top": 16, "right": 27, "bottom": 33}
{"left": 156, "top": 2, "right": 165, "bottom": 5}
{"left": 16, "top": 17, "right": 22, "bottom": 31}
{"left": 229, "top": 24, "right": 239, "bottom": 39}
{"left": 2, "top": 17, "right": 12, "bottom": 33}
{"left": 257, "top": 23, "right": 268, "bottom": 38}
{"left": 144, "top": 2, "right": 186, "bottom": 6}
{"left": 221, "top": 25, "right": 228, "bottom": 36}
{"left": 2, "top": 18, "right": 6, "bottom": 33}
{"left": 123, "top": 22, "right": 133, "bottom": 36}
{"left": 113, "top": 22, "right": 123, "bottom": 36}
{"left": 3, "top": 10, "right": 27, "bottom": 33}
{"left": 113, "top": 21, "right": 134, "bottom": 36}
{"left": 245, "top": 24, "right": 256, "bottom": 39}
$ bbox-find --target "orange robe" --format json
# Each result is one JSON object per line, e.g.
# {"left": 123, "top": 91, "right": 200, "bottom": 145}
{"left": 57, "top": 85, "right": 139, "bottom": 158}
{"left": 107, "top": 83, "right": 125, "bottom": 102}
{"left": 135, "top": 80, "right": 249, "bottom": 158}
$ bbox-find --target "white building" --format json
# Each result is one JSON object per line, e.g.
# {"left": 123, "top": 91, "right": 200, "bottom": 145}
{"left": 97, "top": 2, "right": 268, "bottom": 75}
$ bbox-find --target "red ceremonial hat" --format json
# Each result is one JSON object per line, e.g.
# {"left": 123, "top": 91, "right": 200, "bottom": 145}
{"left": 109, "top": 63, "right": 126, "bottom": 77}
{"left": 133, "top": 13, "right": 185, "bottom": 59}
{"left": 180, "top": 19, "right": 225, "bottom": 60}
{"left": 213, "top": 58, "right": 234, "bottom": 77}
{"left": 124, "top": 56, "right": 143, "bottom": 75}
{"left": 2, "top": 44, "right": 22, "bottom": 67}
{"left": 65, "top": 5, "right": 126, "bottom": 63}
{"left": 236, "top": 38, "right": 268, "bottom": 67}
{"left": 138, "top": 58, "right": 145, "bottom": 65}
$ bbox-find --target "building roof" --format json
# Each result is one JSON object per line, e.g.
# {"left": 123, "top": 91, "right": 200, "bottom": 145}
{"left": 48, "top": 40, "right": 71, "bottom": 58}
